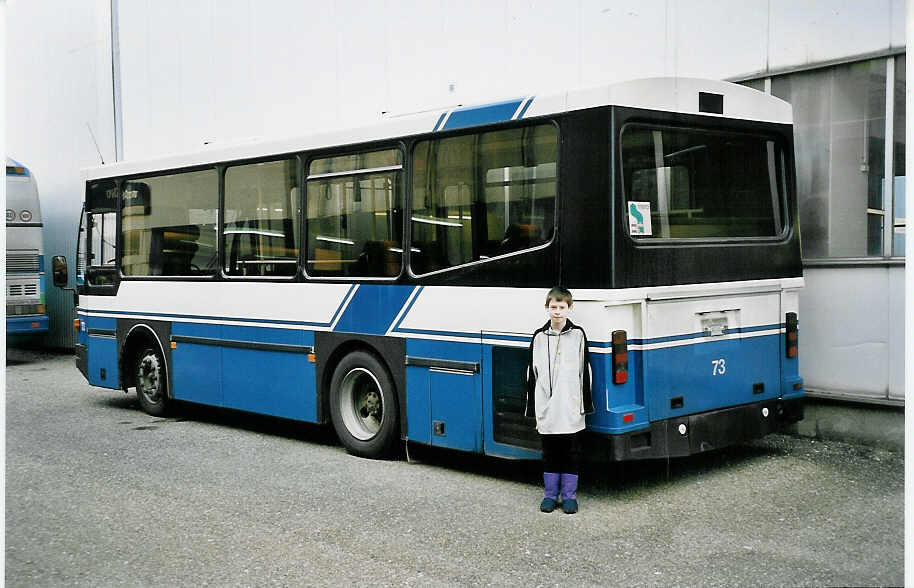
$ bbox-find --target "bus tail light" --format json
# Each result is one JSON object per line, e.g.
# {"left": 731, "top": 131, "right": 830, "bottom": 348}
{"left": 785, "top": 312, "right": 798, "bottom": 358}
{"left": 73, "top": 318, "right": 80, "bottom": 331}
{"left": 612, "top": 330, "right": 628, "bottom": 384}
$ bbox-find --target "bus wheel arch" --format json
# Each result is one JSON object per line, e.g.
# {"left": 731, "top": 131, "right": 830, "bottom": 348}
{"left": 326, "top": 346, "right": 400, "bottom": 459}
{"left": 121, "top": 324, "right": 170, "bottom": 416}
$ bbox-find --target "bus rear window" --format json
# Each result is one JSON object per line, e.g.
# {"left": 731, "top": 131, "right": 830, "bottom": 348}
{"left": 620, "top": 125, "right": 787, "bottom": 240}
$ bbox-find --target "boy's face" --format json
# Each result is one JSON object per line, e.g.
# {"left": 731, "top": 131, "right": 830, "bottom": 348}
{"left": 546, "top": 298, "right": 571, "bottom": 326}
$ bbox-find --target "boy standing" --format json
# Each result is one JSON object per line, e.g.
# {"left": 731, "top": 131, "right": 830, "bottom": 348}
{"left": 525, "top": 286, "right": 594, "bottom": 514}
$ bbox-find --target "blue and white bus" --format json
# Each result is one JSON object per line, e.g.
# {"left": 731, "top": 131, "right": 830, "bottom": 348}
{"left": 7, "top": 158, "right": 49, "bottom": 335}
{"left": 60, "top": 78, "right": 803, "bottom": 460}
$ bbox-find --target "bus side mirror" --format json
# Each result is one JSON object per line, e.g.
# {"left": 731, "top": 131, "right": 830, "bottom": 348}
{"left": 52, "top": 255, "right": 69, "bottom": 287}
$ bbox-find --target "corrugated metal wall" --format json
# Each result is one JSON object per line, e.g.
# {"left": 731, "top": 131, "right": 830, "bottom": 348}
{"left": 38, "top": 214, "right": 80, "bottom": 349}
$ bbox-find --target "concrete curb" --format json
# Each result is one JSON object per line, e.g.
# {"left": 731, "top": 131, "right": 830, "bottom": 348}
{"left": 789, "top": 397, "right": 904, "bottom": 452}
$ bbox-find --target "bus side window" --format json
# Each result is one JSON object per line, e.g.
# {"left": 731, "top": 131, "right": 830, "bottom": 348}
{"left": 121, "top": 171, "right": 219, "bottom": 277}
{"left": 224, "top": 159, "right": 300, "bottom": 277}
{"left": 305, "top": 149, "right": 403, "bottom": 279}
{"left": 410, "top": 124, "right": 557, "bottom": 275}
{"left": 87, "top": 210, "right": 117, "bottom": 286}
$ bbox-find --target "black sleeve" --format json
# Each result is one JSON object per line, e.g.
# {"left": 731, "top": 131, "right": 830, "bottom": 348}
{"left": 581, "top": 329, "right": 595, "bottom": 415}
{"left": 524, "top": 333, "right": 537, "bottom": 418}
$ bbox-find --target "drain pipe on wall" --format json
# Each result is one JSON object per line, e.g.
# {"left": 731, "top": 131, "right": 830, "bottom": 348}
{"left": 110, "top": 0, "right": 123, "bottom": 162}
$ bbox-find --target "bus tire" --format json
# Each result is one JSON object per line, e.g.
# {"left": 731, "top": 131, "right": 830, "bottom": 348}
{"left": 329, "top": 351, "right": 399, "bottom": 459}
{"left": 135, "top": 347, "right": 169, "bottom": 417}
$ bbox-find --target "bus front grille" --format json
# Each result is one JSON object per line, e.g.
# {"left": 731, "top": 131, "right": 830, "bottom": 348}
{"left": 8, "top": 283, "right": 38, "bottom": 297}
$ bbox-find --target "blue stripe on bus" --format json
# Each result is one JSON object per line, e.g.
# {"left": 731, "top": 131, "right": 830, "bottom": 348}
{"left": 78, "top": 306, "right": 785, "bottom": 350}
{"left": 333, "top": 284, "right": 417, "bottom": 335}
{"left": 738, "top": 324, "right": 783, "bottom": 333}
{"left": 389, "top": 286, "right": 424, "bottom": 332}
{"left": 396, "top": 329, "right": 532, "bottom": 344}
{"left": 630, "top": 323, "right": 783, "bottom": 345}
{"left": 329, "top": 284, "right": 358, "bottom": 326}
{"left": 81, "top": 308, "right": 336, "bottom": 328}
{"left": 440, "top": 99, "right": 525, "bottom": 131}
{"left": 433, "top": 112, "right": 448, "bottom": 132}
{"left": 517, "top": 97, "right": 534, "bottom": 118}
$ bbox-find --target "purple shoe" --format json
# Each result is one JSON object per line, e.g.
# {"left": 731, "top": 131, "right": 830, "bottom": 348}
{"left": 541, "top": 472, "right": 560, "bottom": 512}
{"left": 560, "top": 474, "right": 579, "bottom": 514}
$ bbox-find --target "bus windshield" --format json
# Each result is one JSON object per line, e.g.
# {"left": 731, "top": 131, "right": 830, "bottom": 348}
{"left": 621, "top": 124, "right": 788, "bottom": 240}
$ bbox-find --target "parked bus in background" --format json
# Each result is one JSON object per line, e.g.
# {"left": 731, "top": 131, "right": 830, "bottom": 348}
{"left": 55, "top": 78, "right": 804, "bottom": 462}
{"left": 7, "top": 158, "right": 49, "bottom": 335}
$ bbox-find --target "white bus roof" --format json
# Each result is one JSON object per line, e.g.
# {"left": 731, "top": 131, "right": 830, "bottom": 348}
{"left": 84, "top": 77, "right": 792, "bottom": 182}
{"left": 6, "top": 157, "right": 42, "bottom": 223}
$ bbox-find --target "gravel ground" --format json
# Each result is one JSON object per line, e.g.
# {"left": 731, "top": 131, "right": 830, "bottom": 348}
{"left": 5, "top": 348, "right": 904, "bottom": 587}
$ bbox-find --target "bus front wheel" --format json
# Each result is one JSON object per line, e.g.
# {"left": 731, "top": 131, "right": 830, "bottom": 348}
{"left": 329, "top": 351, "right": 399, "bottom": 459}
{"left": 135, "top": 347, "right": 169, "bottom": 417}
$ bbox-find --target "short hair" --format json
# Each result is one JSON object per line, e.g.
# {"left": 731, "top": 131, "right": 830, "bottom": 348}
{"left": 545, "top": 286, "right": 573, "bottom": 306}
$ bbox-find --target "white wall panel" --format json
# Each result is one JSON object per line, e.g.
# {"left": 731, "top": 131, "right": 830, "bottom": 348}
{"left": 579, "top": 1, "right": 669, "bottom": 86}
{"left": 887, "top": 265, "right": 905, "bottom": 399}
{"left": 799, "top": 266, "right": 903, "bottom": 401}
{"left": 673, "top": 1, "right": 769, "bottom": 79}
{"left": 505, "top": 0, "right": 583, "bottom": 95}
{"left": 263, "top": 1, "right": 340, "bottom": 135}
{"left": 327, "top": 1, "right": 389, "bottom": 129}
{"left": 211, "top": 0, "right": 261, "bottom": 143}
{"left": 175, "top": 0, "right": 220, "bottom": 151}
{"left": 110, "top": 0, "right": 904, "bottom": 159}
{"left": 769, "top": 0, "right": 901, "bottom": 71}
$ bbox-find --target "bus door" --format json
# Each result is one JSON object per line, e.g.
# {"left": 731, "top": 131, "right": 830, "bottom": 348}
{"left": 481, "top": 331, "right": 541, "bottom": 460}
{"left": 642, "top": 289, "right": 782, "bottom": 433}
{"left": 82, "top": 180, "right": 120, "bottom": 388}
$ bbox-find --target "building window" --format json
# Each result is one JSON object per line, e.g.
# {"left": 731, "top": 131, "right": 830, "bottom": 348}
{"left": 893, "top": 55, "right": 905, "bottom": 256}
{"left": 766, "top": 56, "right": 905, "bottom": 259}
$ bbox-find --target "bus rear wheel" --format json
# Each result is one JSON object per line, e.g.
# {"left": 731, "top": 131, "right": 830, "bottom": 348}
{"left": 329, "top": 351, "right": 399, "bottom": 459}
{"left": 135, "top": 347, "right": 169, "bottom": 417}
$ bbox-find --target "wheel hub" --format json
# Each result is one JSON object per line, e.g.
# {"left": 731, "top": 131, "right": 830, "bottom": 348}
{"left": 138, "top": 355, "right": 161, "bottom": 403}
{"left": 340, "top": 368, "right": 384, "bottom": 441}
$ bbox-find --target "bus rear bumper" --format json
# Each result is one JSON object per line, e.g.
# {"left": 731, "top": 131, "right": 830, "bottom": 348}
{"left": 7, "top": 315, "right": 49, "bottom": 334}
{"left": 598, "top": 397, "right": 804, "bottom": 461}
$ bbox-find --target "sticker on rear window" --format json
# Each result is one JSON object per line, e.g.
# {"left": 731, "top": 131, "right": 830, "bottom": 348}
{"left": 628, "top": 201, "right": 652, "bottom": 236}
